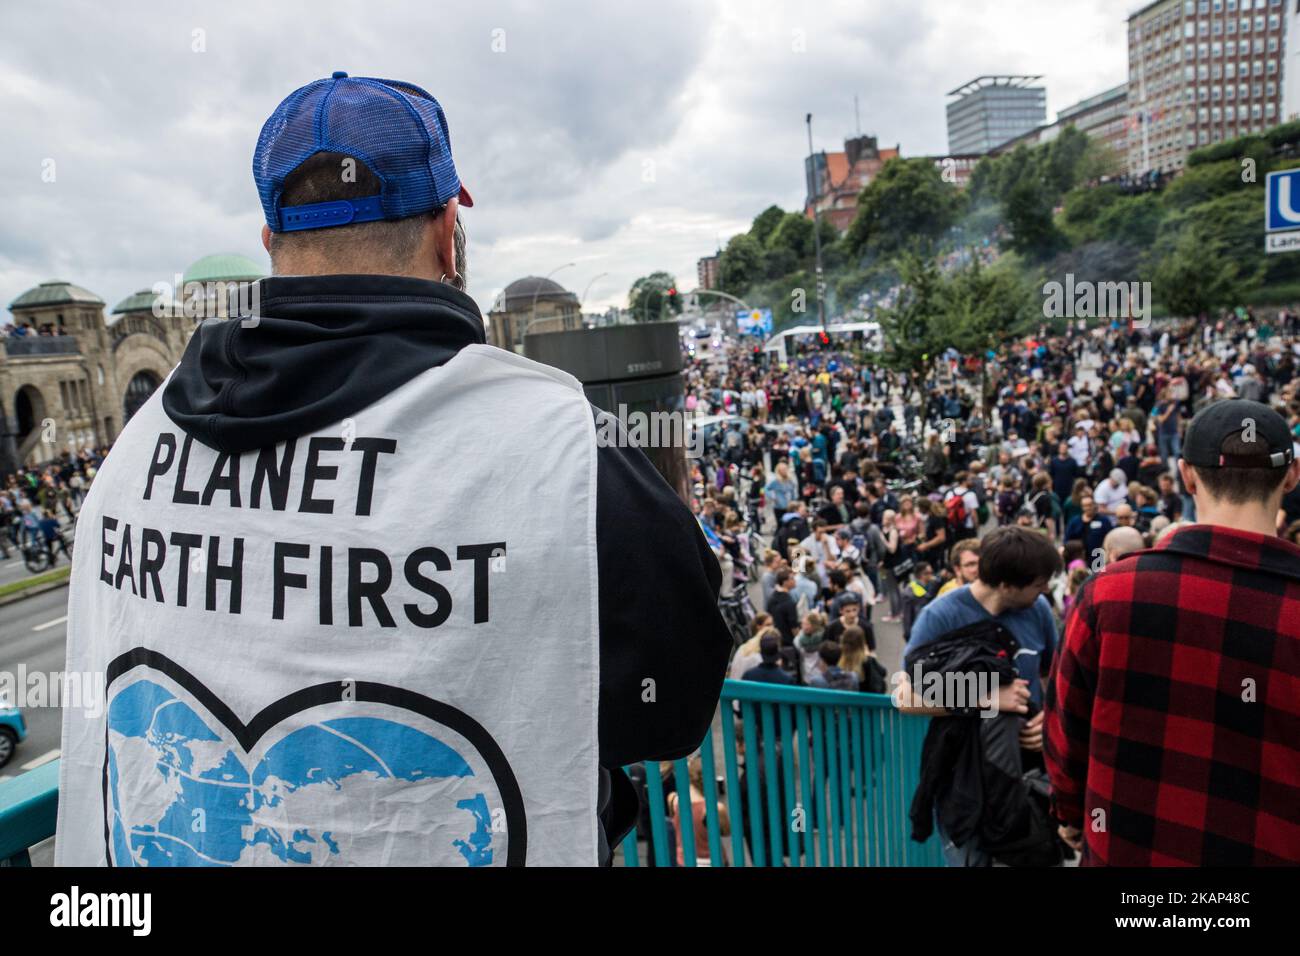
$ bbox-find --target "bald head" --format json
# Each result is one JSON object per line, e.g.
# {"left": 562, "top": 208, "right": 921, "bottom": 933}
{"left": 1103, "top": 526, "right": 1145, "bottom": 565}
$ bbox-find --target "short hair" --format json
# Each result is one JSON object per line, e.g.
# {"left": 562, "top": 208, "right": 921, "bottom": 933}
{"left": 1191, "top": 432, "right": 1292, "bottom": 505}
{"left": 828, "top": 569, "right": 847, "bottom": 590}
{"left": 268, "top": 152, "right": 428, "bottom": 267}
{"left": 759, "top": 633, "right": 782, "bottom": 662}
{"left": 949, "top": 538, "right": 981, "bottom": 570}
{"left": 818, "top": 641, "right": 843, "bottom": 667}
{"left": 775, "top": 569, "right": 793, "bottom": 587}
{"left": 978, "top": 525, "right": 1062, "bottom": 588}
{"left": 1103, "top": 526, "right": 1145, "bottom": 560}
{"left": 268, "top": 150, "right": 464, "bottom": 282}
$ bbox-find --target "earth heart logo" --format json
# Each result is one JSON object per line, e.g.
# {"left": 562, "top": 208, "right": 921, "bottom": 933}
{"left": 102, "top": 648, "right": 526, "bottom": 866}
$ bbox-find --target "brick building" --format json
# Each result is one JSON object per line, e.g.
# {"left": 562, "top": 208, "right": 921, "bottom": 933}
{"left": 804, "top": 135, "right": 901, "bottom": 233}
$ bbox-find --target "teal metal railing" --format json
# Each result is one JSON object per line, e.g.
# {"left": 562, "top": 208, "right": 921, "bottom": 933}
{"left": 0, "top": 681, "right": 940, "bottom": 867}
{"left": 0, "top": 759, "right": 58, "bottom": 866}
{"left": 620, "top": 679, "right": 943, "bottom": 867}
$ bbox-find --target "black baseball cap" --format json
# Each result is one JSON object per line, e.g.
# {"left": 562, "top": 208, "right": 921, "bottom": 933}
{"left": 1182, "top": 400, "right": 1296, "bottom": 470}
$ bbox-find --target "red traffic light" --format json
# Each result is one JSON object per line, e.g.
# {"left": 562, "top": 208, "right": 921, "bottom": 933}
{"left": 667, "top": 287, "right": 677, "bottom": 296}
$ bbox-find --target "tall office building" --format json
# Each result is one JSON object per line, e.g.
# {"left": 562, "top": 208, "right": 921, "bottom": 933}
{"left": 1058, "top": 84, "right": 1131, "bottom": 161}
{"left": 1128, "top": 0, "right": 1288, "bottom": 175}
{"left": 946, "top": 76, "right": 1047, "bottom": 155}
{"left": 1285, "top": 0, "right": 1300, "bottom": 120}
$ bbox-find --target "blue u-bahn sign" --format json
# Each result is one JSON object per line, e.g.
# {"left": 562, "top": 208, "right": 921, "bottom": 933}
{"left": 1265, "top": 169, "right": 1300, "bottom": 231}
{"left": 1265, "top": 170, "right": 1300, "bottom": 253}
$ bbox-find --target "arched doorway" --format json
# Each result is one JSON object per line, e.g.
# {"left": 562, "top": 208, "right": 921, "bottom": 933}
{"left": 123, "top": 370, "right": 162, "bottom": 423}
{"left": 14, "top": 385, "right": 45, "bottom": 444}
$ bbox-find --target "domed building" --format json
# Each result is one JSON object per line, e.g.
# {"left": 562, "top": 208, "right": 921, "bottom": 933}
{"left": 179, "top": 254, "right": 265, "bottom": 319}
{"left": 488, "top": 276, "right": 582, "bottom": 352}
{"left": 1, "top": 253, "right": 265, "bottom": 471}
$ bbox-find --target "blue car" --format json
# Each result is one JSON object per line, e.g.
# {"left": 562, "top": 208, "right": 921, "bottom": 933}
{"left": 0, "top": 701, "right": 26, "bottom": 769}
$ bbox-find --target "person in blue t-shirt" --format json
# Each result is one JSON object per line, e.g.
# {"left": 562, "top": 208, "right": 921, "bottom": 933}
{"left": 1063, "top": 495, "right": 1114, "bottom": 563}
{"left": 899, "top": 526, "right": 1062, "bottom": 867}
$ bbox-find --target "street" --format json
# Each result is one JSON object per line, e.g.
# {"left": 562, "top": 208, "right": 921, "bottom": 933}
{"left": 0, "top": 585, "right": 69, "bottom": 866}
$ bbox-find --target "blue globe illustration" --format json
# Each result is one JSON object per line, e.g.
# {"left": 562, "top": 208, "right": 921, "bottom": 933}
{"left": 105, "top": 679, "right": 496, "bottom": 866}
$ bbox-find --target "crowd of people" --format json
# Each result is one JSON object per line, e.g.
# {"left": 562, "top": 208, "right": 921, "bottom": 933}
{"left": 1, "top": 321, "right": 74, "bottom": 337}
{"left": 0, "top": 448, "right": 103, "bottom": 565}
{"left": 683, "top": 304, "right": 1300, "bottom": 867}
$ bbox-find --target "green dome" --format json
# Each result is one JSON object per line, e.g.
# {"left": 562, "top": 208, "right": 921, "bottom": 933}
{"left": 9, "top": 280, "right": 104, "bottom": 310}
{"left": 111, "top": 288, "right": 171, "bottom": 315}
{"left": 182, "top": 253, "right": 265, "bottom": 285}
{"left": 108, "top": 288, "right": 183, "bottom": 328}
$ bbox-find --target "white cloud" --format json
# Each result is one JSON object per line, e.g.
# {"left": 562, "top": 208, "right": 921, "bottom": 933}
{"left": 0, "top": 0, "right": 1134, "bottom": 319}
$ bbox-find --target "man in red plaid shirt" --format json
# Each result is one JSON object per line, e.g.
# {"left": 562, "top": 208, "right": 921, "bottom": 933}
{"left": 1046, "top": 399, "right": 1300, "bottom": 865}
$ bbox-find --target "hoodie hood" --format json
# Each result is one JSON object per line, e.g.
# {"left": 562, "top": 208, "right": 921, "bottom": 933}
{"left": 162, "top": 274, "right": 485, "bottom": 454}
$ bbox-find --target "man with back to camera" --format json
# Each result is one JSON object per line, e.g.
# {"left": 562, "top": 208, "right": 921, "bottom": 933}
{"left": 1046, "top": 399, "right": 1300, "bottom": 865}
{"left": 56, "top": 72, "right": 731, "bottom": 867}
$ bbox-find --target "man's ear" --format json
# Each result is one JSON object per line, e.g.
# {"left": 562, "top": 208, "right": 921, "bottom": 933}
{"left": 1177, "top": 459, "right": 1198, "bottom": 497}
{"left": 429, "top": 198, "right": 459, "bottom": 283}
{"left": 1283, "top": 458, "right": 1300, "bottom": 494}
{"left": 261, "top": 225, "right": 272, "bottom": 254}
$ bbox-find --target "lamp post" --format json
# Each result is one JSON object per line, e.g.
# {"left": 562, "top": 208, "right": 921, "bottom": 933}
{"left": 580, "top": 272, "right": 609, "bottom": 309}
{"left": 521, "top": 262, "right": 576, "bottom": 345}
{"left": 806, "top": 112, "right": 827, "bottom": 333}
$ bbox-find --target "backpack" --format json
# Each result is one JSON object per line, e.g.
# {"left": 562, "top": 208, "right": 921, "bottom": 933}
{"left": 862, "top": 656, "right": 889, "bottom": 694}
{"left": 945, "top": 491, "right": 969, "bottom": 532}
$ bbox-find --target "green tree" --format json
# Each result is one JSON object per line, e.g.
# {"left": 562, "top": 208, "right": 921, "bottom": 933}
{"left": 874, "top": 253, "right": 950, "bottom": 421}
{"left": 1152, "top": 230, "right": 1243, "bottom": 318}
{"left": 1155, "top": 189, "right": 1264, "bottom": 295}
{"left": 750, "top": 205, "right": 786, "bottom": 245}
{"left": 941, "top": 257, "right": 1036, "bottom": 412}
{"left": 627, "top": 271, "right": 682, "bottom": 322}
{"left": 1094, "top": 192, "right": 1163, "bottom": 251}
{"left": 1003, "top": 175, "right": 1065, "bottom": 259}
{"left": 1041, "top": 126, "right": 1091, "bottom": 196}
{"left": 845, "top": 158, "right": 963, "bottom": 261}
{"left": 767, "top": 212, "right": 816, "bottom": 260}
{"left": 718, "top": 233, "right": 763, "bottom": 296}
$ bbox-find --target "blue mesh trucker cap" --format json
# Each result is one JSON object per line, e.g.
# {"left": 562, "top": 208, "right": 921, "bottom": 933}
{"left": 254, "top": 71, "right": 473, "bottom": 233}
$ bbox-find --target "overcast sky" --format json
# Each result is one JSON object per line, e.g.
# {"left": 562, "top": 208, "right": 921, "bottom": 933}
{"left": 0, "top": 0, "right": 1135, "bottom": 320}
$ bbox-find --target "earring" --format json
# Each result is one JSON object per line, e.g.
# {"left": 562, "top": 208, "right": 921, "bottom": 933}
{"left": 440, "top": 273, "right": 448, "bottom": 283}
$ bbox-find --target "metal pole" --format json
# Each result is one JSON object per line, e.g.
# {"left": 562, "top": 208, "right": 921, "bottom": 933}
{"left": 526, "top": 262, "right": 575, "bottom": 346}
{"left": 806, "top": 113, "right": 827, "bottom": 333}
{"left": 580, "top": 272, "right": 609, "bottom": 307}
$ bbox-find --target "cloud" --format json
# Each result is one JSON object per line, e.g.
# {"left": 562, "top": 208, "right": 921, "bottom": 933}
{"left": 0, "top": 0, "right": 1134, "bottom": 319}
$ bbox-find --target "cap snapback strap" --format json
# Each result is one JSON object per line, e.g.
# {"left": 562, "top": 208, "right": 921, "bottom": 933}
{"left": 279, "top": 195, "right": 385, "bottom": 232}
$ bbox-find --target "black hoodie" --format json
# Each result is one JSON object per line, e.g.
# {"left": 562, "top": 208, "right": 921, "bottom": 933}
{"left": 162, "top": 274, "right": 732, "bottom": 863}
